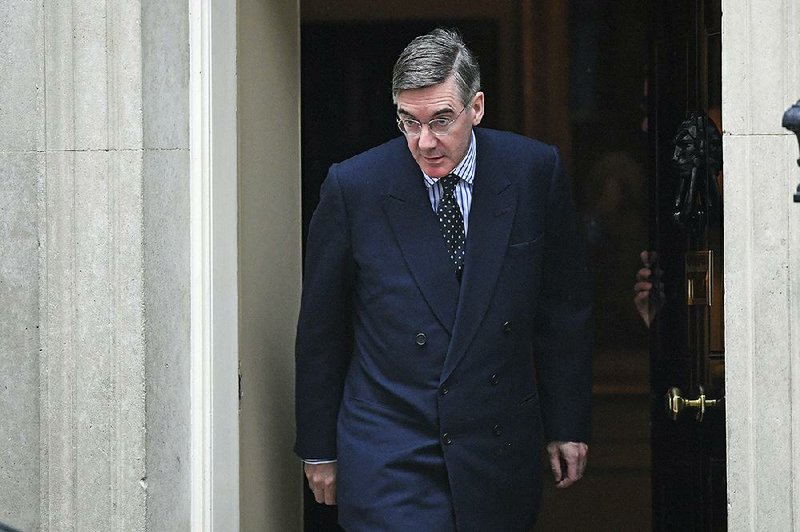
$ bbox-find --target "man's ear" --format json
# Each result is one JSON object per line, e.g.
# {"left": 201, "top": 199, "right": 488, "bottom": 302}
{"left": 471, "top": 92, "right": 485, "bottom": 126}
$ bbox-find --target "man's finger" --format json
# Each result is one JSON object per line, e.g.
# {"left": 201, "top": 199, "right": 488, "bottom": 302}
{"left": 305, "top": 462, "right": 337, "bottom": 505}
{"left": 549, "top": 442, "right": 588, "bottom": 489}
{"left": 634, "top": 281, "right": 652, "bottom": 293}
{"left": 325, "top": 481, "right": 336, "bottom": 505}
{"left": 639, "top": 249, "right": 651, "bottom": 267}
{"left": 555, "top": 449, "right": 578, "bottom": 488}
{"left": 568, "top": 455, "right": 579, "bottom": 480}
{"left": 547, "top": 447, "right": 563, "bottom": 483}
{"left": 557, "top": 464, "right": 582, "bottom": 488}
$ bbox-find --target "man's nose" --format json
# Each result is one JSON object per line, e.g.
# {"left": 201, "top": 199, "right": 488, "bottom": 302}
{"left": 418, "top": 125, "right": 437, "bottom": 149}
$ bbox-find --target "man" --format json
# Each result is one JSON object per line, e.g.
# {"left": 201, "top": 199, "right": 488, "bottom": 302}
{"left": 295, "top": 28, "right": 592, "bottom": 531}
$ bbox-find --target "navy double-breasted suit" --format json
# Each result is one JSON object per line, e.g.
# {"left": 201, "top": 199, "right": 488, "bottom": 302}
{"left": 295, "top": 127, "right": 592, "bottom": 531}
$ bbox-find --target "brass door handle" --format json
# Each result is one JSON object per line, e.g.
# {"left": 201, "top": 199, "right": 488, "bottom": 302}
{"left": 666, "top": 387, "right": 722, "bottom": 422}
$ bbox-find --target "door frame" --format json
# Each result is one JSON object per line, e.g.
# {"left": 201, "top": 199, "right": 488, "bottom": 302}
{"left": 183, "top": 0, "right": 800, "bottom": 529}
{"left": 189, "top": 0, "right": 240, "bottom": 529}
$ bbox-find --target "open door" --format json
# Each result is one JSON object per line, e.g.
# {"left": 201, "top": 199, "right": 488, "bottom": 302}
{"left": 648, "top": 0, "right": 726, "bottom": 530}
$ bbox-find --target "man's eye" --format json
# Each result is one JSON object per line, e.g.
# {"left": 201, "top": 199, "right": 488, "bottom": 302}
{"left": 431, "top": 118, "right": 451, "bottom": 127}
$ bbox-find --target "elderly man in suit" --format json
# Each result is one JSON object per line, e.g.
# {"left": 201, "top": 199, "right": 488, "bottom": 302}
{"left": 295, "top": 28, "right": 593, "bottom": 531}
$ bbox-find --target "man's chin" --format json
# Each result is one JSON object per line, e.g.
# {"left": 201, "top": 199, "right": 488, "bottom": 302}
{"left": 420, "top": 163, "right": 451, "bottom": 179}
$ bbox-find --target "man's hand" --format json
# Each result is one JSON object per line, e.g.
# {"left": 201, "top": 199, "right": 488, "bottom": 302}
{"left": 304, "top": 462, "right": 337, "bottom": 505}
{"left": 634, "top": 250, "right": 664, "bottom": 327}
{"left": 546, "top": 441, "right": 588, "bottom": 489}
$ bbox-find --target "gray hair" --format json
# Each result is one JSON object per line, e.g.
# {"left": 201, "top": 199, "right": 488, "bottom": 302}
{"left": 392, "top": 28, "right": 481, "bottom": 106}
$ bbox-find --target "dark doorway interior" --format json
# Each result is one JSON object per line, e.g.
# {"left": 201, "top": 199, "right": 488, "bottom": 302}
{"left": 299, "top": 2, "right": 652, "bottom": 530}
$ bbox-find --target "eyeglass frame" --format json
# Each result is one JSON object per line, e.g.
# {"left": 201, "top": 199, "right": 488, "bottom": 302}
{"left": 396, "top": 104, "right": 469, "bottom": 137}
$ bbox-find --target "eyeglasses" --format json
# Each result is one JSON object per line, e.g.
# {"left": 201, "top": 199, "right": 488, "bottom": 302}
{"left": 396, "top": 105, "right": 468, "bottom": 137}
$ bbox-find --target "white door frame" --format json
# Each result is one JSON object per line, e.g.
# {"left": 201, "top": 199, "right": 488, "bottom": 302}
{"left": 189, "top": 0, "right": 240, "bottom": 529}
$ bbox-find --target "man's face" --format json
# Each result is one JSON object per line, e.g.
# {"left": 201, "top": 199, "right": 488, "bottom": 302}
{"left": 396, "top": 77, "right": 484, "bottom": 179}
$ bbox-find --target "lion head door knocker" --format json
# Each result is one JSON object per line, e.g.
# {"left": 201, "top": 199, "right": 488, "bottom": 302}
{"left": 671, "top": 110, "right": 723, "bottom": 233}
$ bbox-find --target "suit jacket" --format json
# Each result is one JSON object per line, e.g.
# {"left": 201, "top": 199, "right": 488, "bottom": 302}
{"left": 295, "top": 127, "right": 593, "bottom": 532}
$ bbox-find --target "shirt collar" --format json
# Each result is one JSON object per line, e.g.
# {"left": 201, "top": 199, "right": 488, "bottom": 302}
{"left": 423, "top": 131, "right": 477, "bottom": 189}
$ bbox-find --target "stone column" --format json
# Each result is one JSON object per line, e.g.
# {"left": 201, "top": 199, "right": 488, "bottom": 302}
{"left": 39, "top": 1, "right": 147, "bottom": 530}
{"left": 0, "top": 3, "right": 45, "bottom": 529}
{"left": 1, "top": 0, "right": 192, "bottom": 530}
{"left": 141, "top": 0, "right": 192, "bottom": 528}
{"left": 722, "top": 0, "right": 800, "bottom": 529}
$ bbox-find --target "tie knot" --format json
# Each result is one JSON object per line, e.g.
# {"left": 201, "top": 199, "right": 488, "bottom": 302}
{"left": 441, "top": 174, "right": 459, "bottom": 194}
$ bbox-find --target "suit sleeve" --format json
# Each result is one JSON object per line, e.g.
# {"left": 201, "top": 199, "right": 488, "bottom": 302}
{"left": 294, "top": 165, "right": 355, "bottom": 460}
{"left": 532, "top": 147, "right": 594, "bottom": 443}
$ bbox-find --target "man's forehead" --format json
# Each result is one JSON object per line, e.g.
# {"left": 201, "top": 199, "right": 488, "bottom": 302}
{"left": 395, "top": 82, "right": 461, "bottom": 113}
{"left": 397, "top": 76, "right": 459, "bottom": 96}
{"left": 397, "top": 104, "right": 458, "bottom": 118}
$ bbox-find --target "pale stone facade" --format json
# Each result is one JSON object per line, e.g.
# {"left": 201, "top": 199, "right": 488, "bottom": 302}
{"left": 0, "top": 0, "right": 798, "bottom": 530}
{"left": 722, "top": 0, "right": 800, "bottom": 529}
{"left": 1, "top": 0, "right": 302, "bottom": 529}
{"left": 0, "top": 0, "right": 192, "bottom": 529}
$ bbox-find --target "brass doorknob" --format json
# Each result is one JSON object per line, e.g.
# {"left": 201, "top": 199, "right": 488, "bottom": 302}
{"left": 666, "top": 387, "right": 722, "bottom": 422}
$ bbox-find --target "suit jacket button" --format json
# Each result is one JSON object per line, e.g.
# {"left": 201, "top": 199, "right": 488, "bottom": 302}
{"left": 440, "top": 385, "right": 449, "bottom": 396}
{"left": 489, "top": 373, "right": 499, "bottom": 386}
{"left": 493, "top": 424, "right": 503, "bottom": 436}
{"left": 442, "top": 432, "right": 452, "bottom": 445}
{"left": 502, "top": 321, "right": 513, "bottom": 334}
{"left": 415, "top": 332, "right": 427, "bottom": 346}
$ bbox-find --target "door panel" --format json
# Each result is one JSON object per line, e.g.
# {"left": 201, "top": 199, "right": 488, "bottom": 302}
{"left": 649, "top": 1, "right": 725, "bottom": 530}
{"left": 238, "top": 0, "right": 304, "bottom": 530}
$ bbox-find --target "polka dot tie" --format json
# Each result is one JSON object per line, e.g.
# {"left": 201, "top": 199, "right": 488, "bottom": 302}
{"left": 437, "top": 174, "right": 466, "bottom": 276}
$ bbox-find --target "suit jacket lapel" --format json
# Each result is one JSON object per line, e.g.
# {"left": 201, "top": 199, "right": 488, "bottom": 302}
{"left": 383, "top": 161, "right": 460, "bottom": 334}
{"left": 441, "top": 142, "right": 516, "bottom": 382}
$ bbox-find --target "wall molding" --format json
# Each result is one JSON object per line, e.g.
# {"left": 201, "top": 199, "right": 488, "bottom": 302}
{"left": 189, "top": 0, "right": 240, "bottom": 529}
{"left": 39, "top": 2, "right": 147, "bottom": 528}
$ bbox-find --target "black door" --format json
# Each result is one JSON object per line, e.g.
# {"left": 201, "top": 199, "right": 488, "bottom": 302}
{"left": 648, "top": 1, "right": 725, "bottom": 530}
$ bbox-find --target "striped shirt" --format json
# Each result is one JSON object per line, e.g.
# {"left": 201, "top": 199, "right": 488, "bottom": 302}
{"left": 423, "top": 131, "right": 476, "bottom": 235}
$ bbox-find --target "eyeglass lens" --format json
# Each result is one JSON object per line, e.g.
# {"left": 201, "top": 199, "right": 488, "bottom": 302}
{"left": 398, "top": 105, "right": 466, "bottom": 136}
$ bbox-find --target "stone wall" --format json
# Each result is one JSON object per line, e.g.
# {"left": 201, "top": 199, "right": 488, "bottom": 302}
{"left": 141, "top": 0, "right": 192, "bottom": 528}
{"left": 0, "top": 0, "right": 192, "bottom": 529}
{"left": 722, "top": 0, "right": 800, "bottom": 529}
{"left": 0, "top": 3, "right": 44, "bottom": 530}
